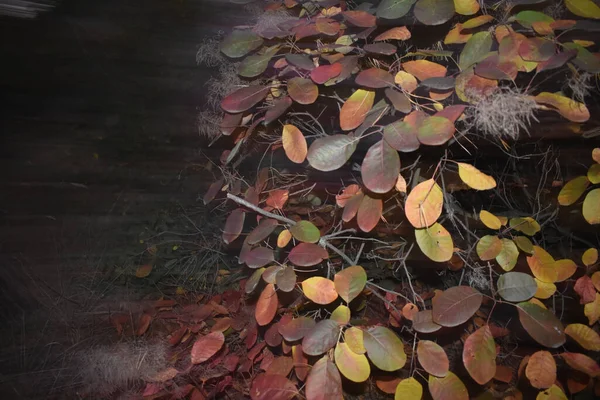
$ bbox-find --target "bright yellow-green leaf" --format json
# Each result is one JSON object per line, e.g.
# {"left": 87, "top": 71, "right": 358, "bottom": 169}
{"left": 334, "top": 342, "right": 370, "bottom": 382}
{"left": 565, "top": 0, "right": 600, "bottom": 19}
{"left": 415, "top": 223, "right": 454, "bottom": 262}
{"left": 476, "top": 235, "right": 503, "bottom": 260}
{"left": 405, "top": 179, "right": 444, "bottom": 228}
{"left": 536, "top": 384, "right": 568, "bottom": 400}
{"left": 457, "top": 162, "right": 496, "bottom": 190}
{"left": 558, "top": 175, "right": 590, "bottom": 206}
{"left": 454, "top": 0, "right": 479, "bottom": 15}
{"left": 394, "top": 377, "right": 423, "bottom": 400}
{"left": 345, "top": 327, "right": 366, "bottom": 354}
{"left": 331, "top": 305, "right": 351, "bottom": 325}
{"left": 582, "top": 248, "right": 598, "bottom": 267}
{"left": 534, "top": 278, "right": 556, "bottom": 299}
{"left": 535, "top": 92, "right": 590, "bottom": 123}
{"left": 565, "top": 323, "right": 600, "bottom": 350}
{"left": 496, "top": 238, "right": 519, "bottom": 271}
{"left": 514, "top": 236, "right": 534, "bottom": 254}
{"left": 509, "top": 217, "right": 541, "bottom": 236}
{"left": 302, "top": 277, "right": 339, "bottom": 305}
{"left": 480, "top": 210, "right": 502, "bottom": 229}
{"left": 588, "top": 164, "right": 600, "bottom": 184}
{"left": 583, "top": 188, "right": 600, "bottom": 224}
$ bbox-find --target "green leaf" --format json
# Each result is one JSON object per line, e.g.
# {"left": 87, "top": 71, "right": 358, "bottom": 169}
{"left": 476, "top": 235, "right": 503, "bottom": 261}
{"left": 394, "top": 377, "right": 423, "bottom": 400}
{"left": 562, "top": 43, "right": 600, "bottom": 73}
{"left": 513, "top": 10, "right": 554, "bottom": 28}
{"left": 220, "top": 30, "right": 263, "bottom": 58}
{"left": 414, "top": 0, "right": 455, "bottom": 25}
{"left": 238, "top": 46, "right": 279, "bottom": 78}
{"left": 363, "top": 326, "right": 407, "bottom": 371}
{"left": 417, "top": 116, "right": 455, "bottom": 146}
{"left": 376, "top": 0, "right": 417, "bottom": 19}
{"left": 459, "top": 32, "right": 493, "bottom": 71}
{"left": 583, "top": 188, "right": 600, "bottom": 225}
{"left": 497, "top": 272, "right": 537, "bottom": 302}
{"left": 289, "top": 221, "right": 321, "bottom": 243}
{"left": 415, "top": 223, "right": 453, "bottom": 262}
{"left": 566, "top": 0, "right": 600, "bottom": 19}
{"left": 517, "top": 302, "right": 566, "bottom": 348}
{"left": 307, "top": 135, "right": 358, "bottom": 172}
{"left": 495, "top": 238, "right": 519, "bottom": 271}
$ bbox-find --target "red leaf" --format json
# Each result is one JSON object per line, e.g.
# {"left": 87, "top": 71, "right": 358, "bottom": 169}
{"left": 248, "top": 219, "right": 278, "bottom": 245}
{"left": 250, "top": 373, "right": 297, "bottom": 400}
{"left": 221, "top": 85, "right": 269, "bottom": 113}
{"left": 355, "top": 68, "right": 395, "bottom": 88}
{"left": 361, "top": 140, "right": 400, "bottom": 194}
{"left": 305, "top": 355, "right": 343, "bottom": 400}
{"left": 357, "top": 195, "right": 382, "bottom": 233}
{"left": 278, "top": 317, "right": 317, "bottom": 341}
{"left": 342, "top": 192, "right": 364, "bottom": 222}
{"left": 575, "top": 275, "right": 596, "bottom": 304}
{"left": 310, "top": 64, "right": 342, "bottom": 84}
{"left": 191, "top": 331, "right": 225, "bottom": 364}
{"left": 266, "top": 189, "right": 289, "bottom": 209}
{"left": 432, "top": 286, "right": 483, "bottom": 327}
{"left": 289, "top": 243, "right": 329, "bottom": 267}
{"left": 136, "top": 313, "right": 152, "bottom": 336}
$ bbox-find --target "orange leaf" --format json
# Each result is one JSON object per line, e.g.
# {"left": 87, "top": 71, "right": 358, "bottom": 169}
{"left": 302, "top": 277, "right": 338, "bottom": 304}
{"left": 405, "top": 179, "right": 444, "bottom": 228}
{"left": 374, "top": 26, "right": 411, "bottom": 41}
{"left": 282, "top": 124, "right": 307, "bottom": 163}
{"left": 357, "top": 195, "right": 382, "bottom": 232}
{"left": 191, "top": 331, "right": 225, "bottom": 364}
{"left": 402, "top": 60, "right": 447, "bottom": 81}
{"left": 463, "top": 325, "right": 496, "bottom": 384}
{"left": 417, "top": 340, "right": 449, "bottom": 377}
{"left": 256, "top": 284, "right": 279, "bottom": 326}
{"left": 136, "top": 264, "right": 153, "bottom": 278}
{"left": 340, "top": 89, "right": 375, "bottom": 131}
{"left": 526, "top": 350, "right": 556, "bottom": 389}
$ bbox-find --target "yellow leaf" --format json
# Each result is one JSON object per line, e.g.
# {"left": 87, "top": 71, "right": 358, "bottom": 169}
{"left": 583, "top": 189, "right": 600, "bottom": 225}
{"left": 496, "top": 238, "right": 519, "bottom": 271}
{"left": 476, "top": 235, "right": 503, "bottom": 261}
{"left": 584, "top": 293, "right": 600, "bottom": 325}
{"left": 302, "top": 277, "right": 338, "bottom": 305}
{"left": 514, "top": 236, "right": 534, "bottom": 254}
{"left": 415, "top": 223, "right": 454, "bottom": 262}
{"left": 340, "top": 89, "right": 375, "bottom": 131}
{"left": 592, "top": 271, "right": 600, "bottom": 291}
{"left": 331, "top": 305, "right": 351, "bottom": 325}
{"left": 480, "top": 210, "right": 502, "bottom": 230}
{"left": 334, "top": 342, "right": 370, "bottom": 382}
{"left": 565, "top": 323, "right": 600, "bottom": 350}
{"left": 405, "top": 179, "right": 444, "bottom": 228}
{"left": 277, "top": 229, "right": 292, "bottom": 248}
{"left": 454, "top": 0, "right": 479, "bottom": 15}
{"left": 345, "top": 327, "right": 366, "bottom": 354}
{"left": 534, "top": 278, "right": 556, "bottom": 299}
{"left": 282, "top": 124, "right": 308, "bottom": 164}
{"left": 527, "top": 246, "right": 558, "bottom": 283}
{"left": 565, "top": 0, "right": 600, "bottom": 19}
{"left": 537, "top": 384, "right": 568, "bottom": 400}
{"left": 457, "top": 163, "right": 496, "bottom": 190}
{"left": 529, "top": 297, "right": 547, "bottom": 309}
{"left": 574, "top": 39, "right": 595, "bottom": 47}
{"left": 394, "top": 377, "right": 423, "bottom": 400}
{"left": 394, "top": 71, "right": 418, "bottom": 93}
{"left": 554, "top": 259, "right": 577, "bottom": 282}
{"left": 558, "top": 176, "right": 590, "bottom": 206}
{"left": 509, "top": 217, "right": 541, "bottom": 236}
{"left": 535, "top": 92, "right": 590, "bottom": 123}
{"left": 588, "top": 164, "right": 600, "bottom": 184}
{"left": 593, "top": 148, "right": 600, "bottom": 163}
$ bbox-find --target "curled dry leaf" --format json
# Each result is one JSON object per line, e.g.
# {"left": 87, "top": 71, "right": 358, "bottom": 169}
{"left": 526, "top": 350, "right": 556, "bottom": 389}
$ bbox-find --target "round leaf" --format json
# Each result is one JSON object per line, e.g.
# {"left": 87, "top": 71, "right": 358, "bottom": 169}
{"left": 334, "top": 342, "right": 370, "bottom": 382}
{"left": 248, "top": 219, "right": 278, "bottom": 245}
{"left": 517, "top": 302, "right": 566, "bottom": 348}
{"left": 582, "top": 248, "right": 598, "bottom": 267}
{"left": 302, "top": 319, "right": 340, "bottom": 355}
{"left": 497, "top": 272, "right": 537, "bottom": 302}
{"left": 413, "top": 310, "right": 442, "bottom": 333}
{"left": 220, "top": 30, "right": 263, "bottom": 58}
{"left": 415, "top": 223, "right": 454, "bottom": 262}
{"left": 414, "top": 0, "right": 455, "bottom": 25}
{"left": 278, "top": 317, "right": 316, "bottom": 341}
{"left": 355, "top": 68, "right": 395, "bottom": 89}
{"left": 331, "top": 305, "right": 351, "bottom": 325}
{"left": 526, "top": 350, "right": 556, "bottom": 389}
{"left": 565, "top": 0, "right": 600, "bottom": 19}
{"left": 345, "top": 327, "right": 366, "bottom": 354}
{"left": 527, "top": 246, "right": 558, "bottom": 283}
{"left": 417, "top": 340, "right": 449, "bottom": 377}
{"left": 496, "top": 238, "right": 519, "bottom": 271}
{"left": 463, "top": 325, "right": 496, "bottom": 385}
{"left": 565, "top": 323, "right": 600, "bottom": 351}
{"left": 417, "top": 116, "right": 455, "bottom": 146}
{"left": 357, "top": 195, "right": 382, "bottom": 233}
{"left": 432, "top": 286, "right": 483, "bottom": 327}
{"left": 558, "top": 176, "right": 590, "bottom": 206}
{"left": 302, "top": 277, "right": 338, "bottom": 305}
{"left": 276, "top": 266, "right": 297, "bottom": 292}
{"left": 377, "top": 0, "right": 417, "bottom": 19}
{"left": 480, "top": 210, "right": 502, "bottom": 229}
{"left": 288, "top": 78, "right": 318, "bottom": 105}
{"left": 289, "top": 220, "right": 320, "bottom": 243}
{"left": 383, "top": 119, "right": 420, "bottom": 152}
{"left": 476, "top": 235, "right": 503, "bottom": 260}
{"left": 405, "top": 179, "right": 444, "bottom": 228}
{"left": 509, "top": 217, "right": 541, "bottom": 236}
{"left": 289, "top": 243, "right": 329, "bottom": 267}
{"left": 361, "top": 140, "right": 401, "bottom": 194}
{"left": 363, "top": 326, "right": 407, "bottom": 371}
{"left": 334, "top": 265, "right": 367, "bottom": 303}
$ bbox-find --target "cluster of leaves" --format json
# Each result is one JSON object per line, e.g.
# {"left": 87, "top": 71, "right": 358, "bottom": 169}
{"left": 193, "top": 0, "right": 600, "bottom": 399}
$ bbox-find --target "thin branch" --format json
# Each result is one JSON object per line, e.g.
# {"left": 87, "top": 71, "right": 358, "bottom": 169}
{"left": 226, "top": 193, "right": 296, "bottom": 225}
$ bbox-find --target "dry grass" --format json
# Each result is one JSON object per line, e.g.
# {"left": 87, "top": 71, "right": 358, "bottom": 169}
{"left": 197, "top": 109, "right": 221, "bottom": 141}
{"left": 205, "top": 63, "right": 246, "bottom": 109}
{"left": 196, "top": 33, "right": 225, "bottom": 68}
{"left": 76, "top": 340, "right": 168, "bottom": 396}
{"left": 465, "top": 87, "right": 539, "bottom": 140}
{"left": 565, "top": 71, "right": 595, "bottom": 103}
